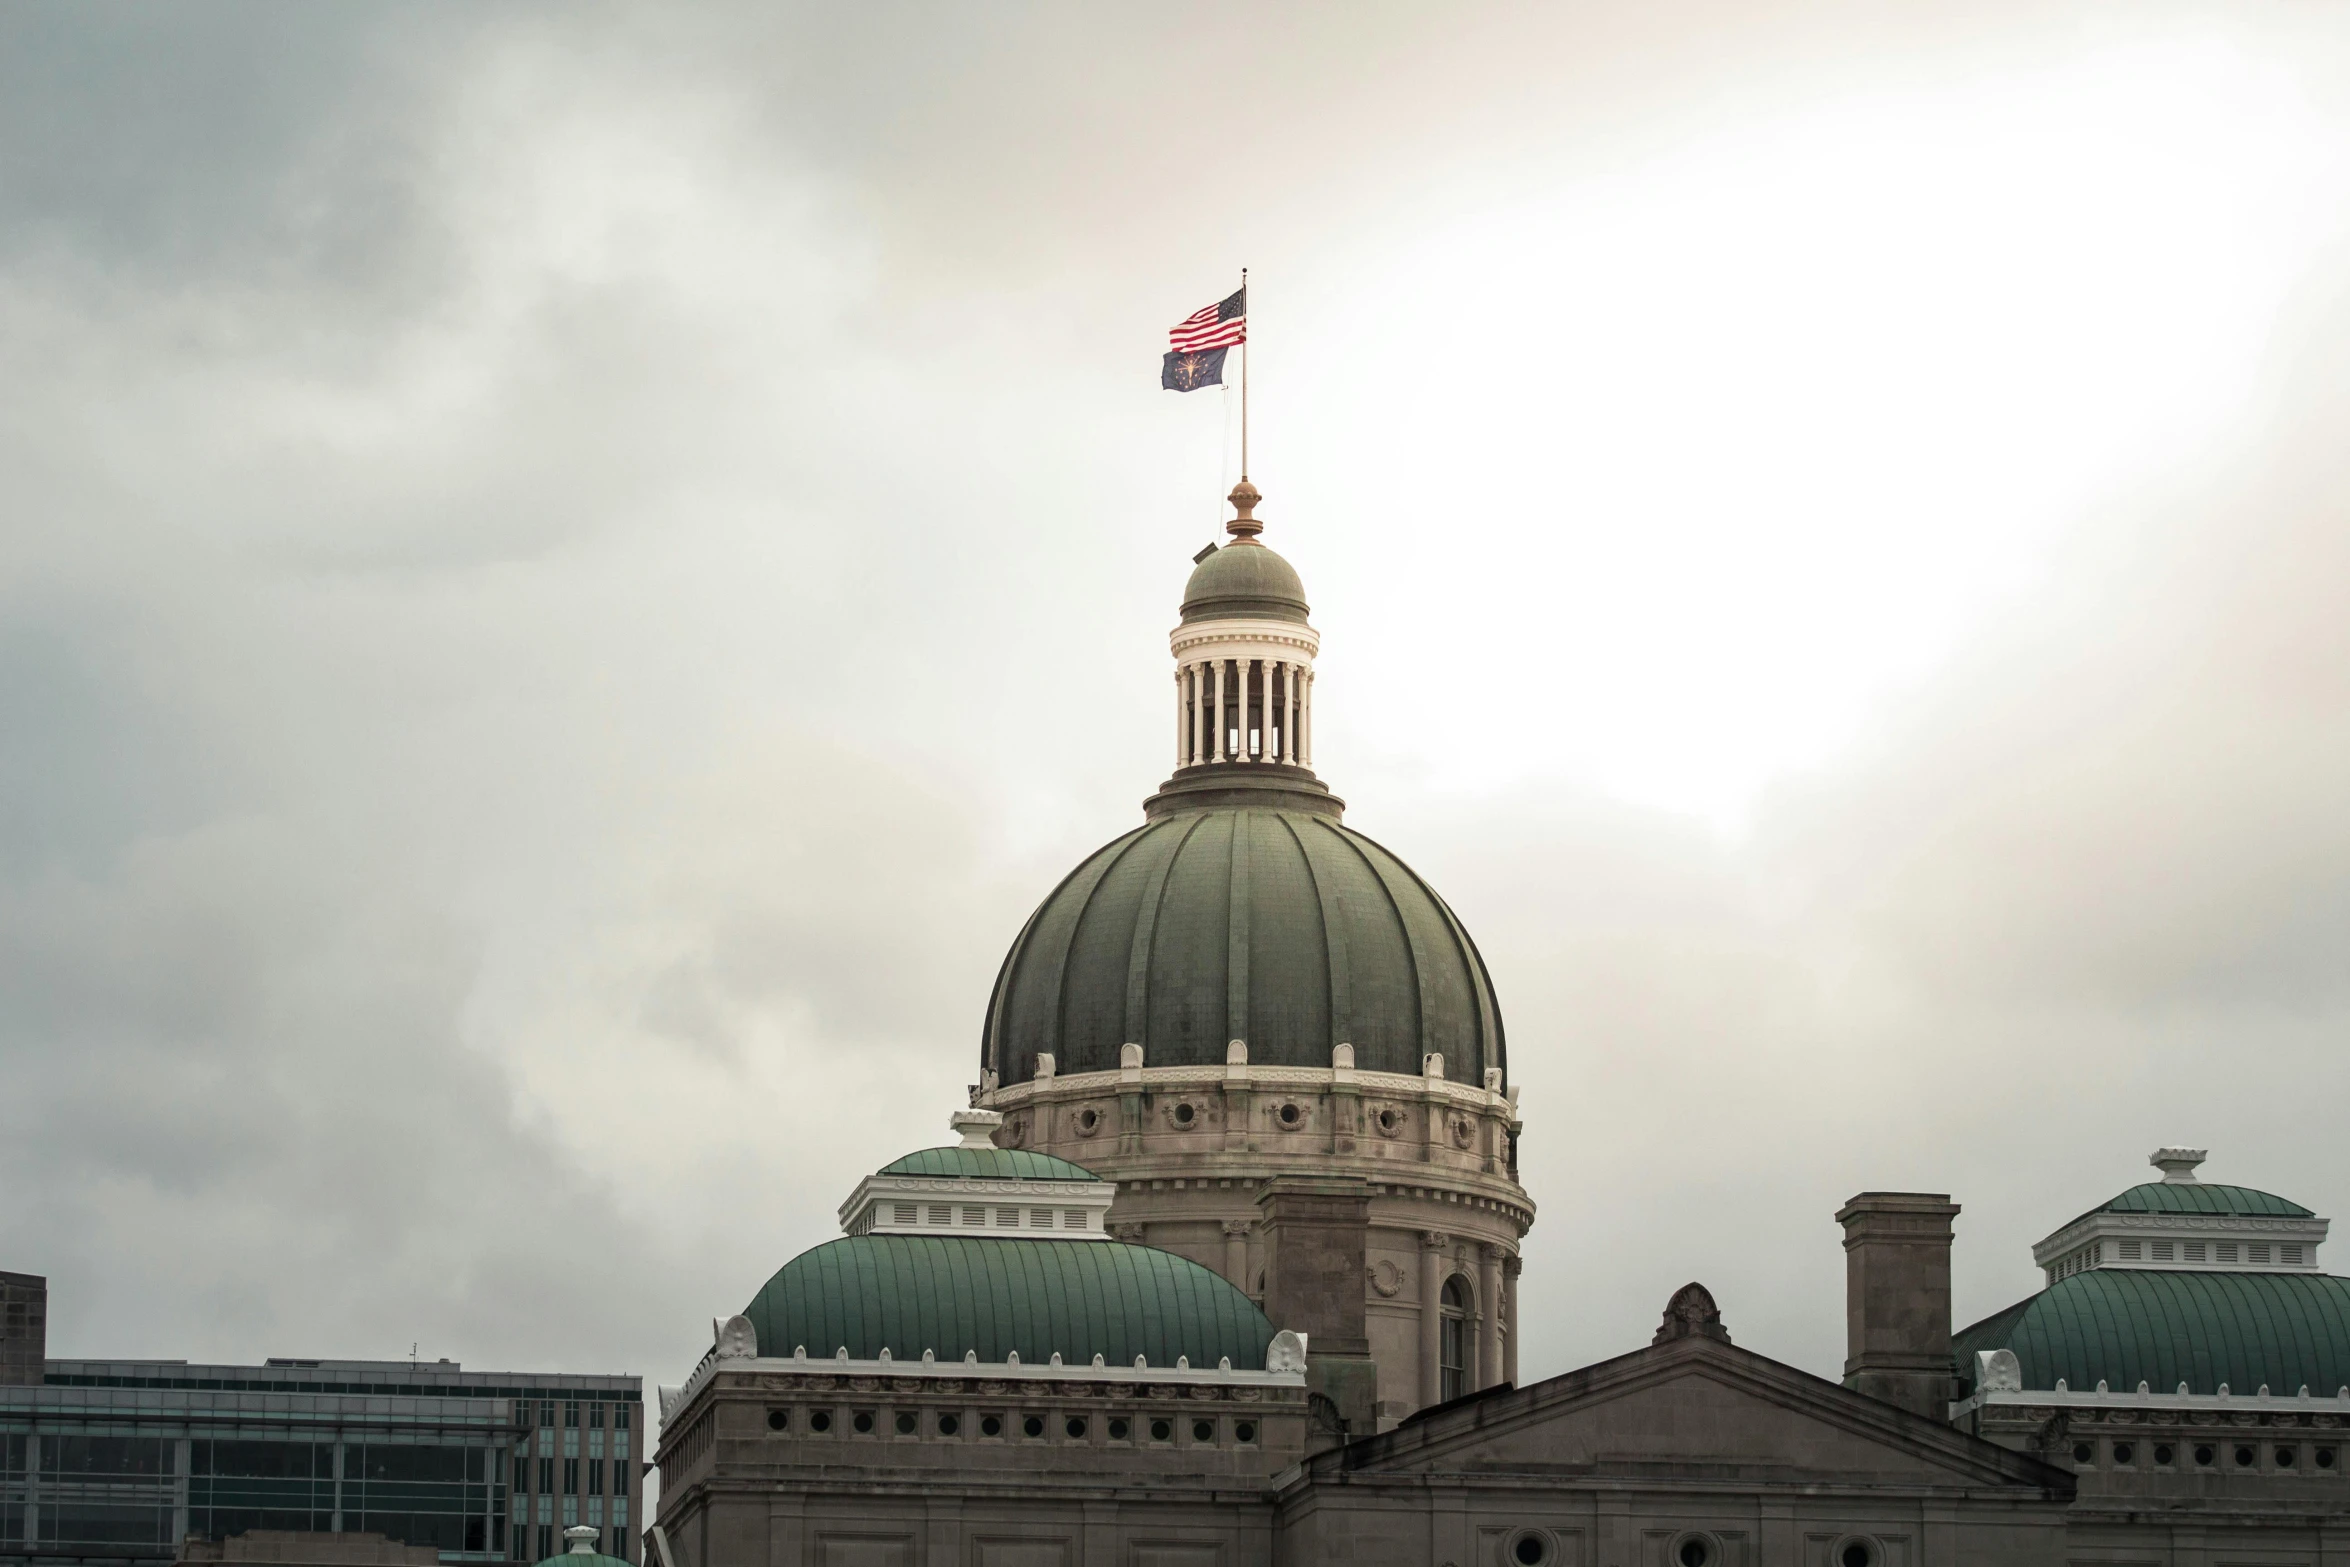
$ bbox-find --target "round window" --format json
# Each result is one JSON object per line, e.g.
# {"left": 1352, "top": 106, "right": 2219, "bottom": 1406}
{"left": 1375, "top": 1107, "right": 1404, "bottom": 1137}
{"left": 980, "top": 1415, "right": 1002, "bottom": 1438}
{"left": 1023, "top": 1415, "right": 1045, "bottom": 1439}
{"left": 1277, "top": 1102, "right": 1303, "bottom": 1128}
{"left": 1192, "top": 1419, "right": 1215, "bottom": 1442}
{"left": 2194, "top": 1444, "right": 2216, "bottom": 1467}
{"left": 1149, "top": 1419, "right": 1173, "bottom": 1442}
{"left": 1675, "top": 1539, "right": 1710, "bottom": 1567}
{"left": 766, "top": 1409, "right": 789, "bottom": 1432}
{"left": 2276, "top": 1447, "right": 2296, "bottom": 1468}
{"left": 2152, "top": 1444, "right": 2174, "bottom": 1465}
{"left": 1838, "top": 1543, "right": 1874, "bottom": 1567}
{"left": 1108, "top": 1418, "right": 1130, "bottom": 1440}
{"left": 2111, "top": 1442, "right": 2134, "bottom": 1465}
{"left": 851, "top": 1412, "right": 874, "bottom": 1435}
{"left": 1234, "top": 1421, "right": 1257, "bottom": 1443}
{"left": 1065, "top": 1417, "right": 1087, "bottom": 1439}
{"left": 2235, "top": 1445, "right": 2257, "bottom": 1468}
{"left": 1511, "top": 1534, "right": 1547, "bottom": 1566}
{"left": 2318, "top": 1446, "right": 2337, "bottom": 1469}
{"left": 894, "top": 1412, "right": 916, "bottom": 1436}
{"left": 1075, "top": 1107, "right": 1101, "bottom": 1135}
{"left": 808, "top": 1410, "right": 832, "bottom": 1433}
{"left": 2072, "top": 1443, "right": 2093, "bottom": 1464}
{"left": 1171, "top": 1103, "right": 1196, "bottom": 1128}
{"left": 938, "top": 1414, "right": 960, "bottom": 1437}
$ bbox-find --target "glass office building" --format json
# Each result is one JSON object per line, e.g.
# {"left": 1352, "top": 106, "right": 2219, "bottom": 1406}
{"left": 0, "top": 1357, "right": 641, "bottom": 1567}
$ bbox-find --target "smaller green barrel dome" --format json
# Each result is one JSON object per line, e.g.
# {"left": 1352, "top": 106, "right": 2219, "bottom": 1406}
{"left": 1955, "top": 1271, "right": 2350, "bottom": 1395}
{"left": 877, "top": 1147, "right": 1100, "bottom": 1181}
{"left": 2087, "top": 1182, "right": 2313, "bottom": 1220}
{"left": 1180, "top": 542, "right": 1309, "bottom": 625}
{"left": 745, "top": 1235, "right": 1275, "bottom": 1368}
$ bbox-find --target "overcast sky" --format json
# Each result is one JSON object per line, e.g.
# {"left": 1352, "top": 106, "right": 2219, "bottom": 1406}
{"left": 4, "top": 2, "right": 2349, "bottom": 1404}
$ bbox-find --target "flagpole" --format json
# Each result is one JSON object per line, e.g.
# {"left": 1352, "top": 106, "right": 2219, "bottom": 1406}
{"left": 1239, "top": 267, "right": 1249, "bottom": 481}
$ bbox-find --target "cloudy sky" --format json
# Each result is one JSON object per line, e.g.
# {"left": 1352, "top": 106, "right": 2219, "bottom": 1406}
{"left": 5, "top": 1, "right": 2349, "bottom": 1406}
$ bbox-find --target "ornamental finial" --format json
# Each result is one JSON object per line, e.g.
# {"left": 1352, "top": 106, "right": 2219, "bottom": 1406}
{"left": 1226, "top": 480, "right": 1263, "bottom": 542}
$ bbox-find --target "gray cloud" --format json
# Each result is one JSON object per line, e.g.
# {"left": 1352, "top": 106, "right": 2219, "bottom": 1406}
{"left": 3, "top": 2, "right": 2348, "bottom": 1417}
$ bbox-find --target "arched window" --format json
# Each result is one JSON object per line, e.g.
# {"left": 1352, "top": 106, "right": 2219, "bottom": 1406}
{"left": 1440, "top": 1276, "right": 1471, "bottom": 1401}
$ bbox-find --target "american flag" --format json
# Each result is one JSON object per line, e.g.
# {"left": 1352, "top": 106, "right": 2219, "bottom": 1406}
{"left": 1169, "top": 287, "right": 1247, "bottom": 353}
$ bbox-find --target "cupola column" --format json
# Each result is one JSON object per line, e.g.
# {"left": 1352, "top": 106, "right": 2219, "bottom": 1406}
{"left": 1187, "top": 663, "right": 1203, "bottom": 767}
{"left": 1284, "top": 662, "right": 1298, "bottom": 763}
{"left": 1174, "top": 669, "right": 1186, "bottom": 768}
{"left": 1301, "top": 669, "right": 1315, "bottom": 768}
{"left": 1211, "top": 660, "right": 1227, "bottom": 763}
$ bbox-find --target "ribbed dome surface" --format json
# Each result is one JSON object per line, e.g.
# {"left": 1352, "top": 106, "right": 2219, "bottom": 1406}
{"left": 2083, "top": 1182, "right": 2314, "bottom": 1221}
{"left": 1180, "top": 542, "right": 1309, "bottom": 624}
{"left": 744, "top": 1236, "right": 1275, "bottom": 1367}
{"left": 1954, "top": 1271, "right": 2350, "bottom": 1396}
{"left": 982, "top": 807, "right": 1503, "bottom": 1087}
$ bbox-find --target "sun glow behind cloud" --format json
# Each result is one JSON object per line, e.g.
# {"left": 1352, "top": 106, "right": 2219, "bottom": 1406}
{"left": 1283, "top": 35, "right": 2345, "bottom": 825}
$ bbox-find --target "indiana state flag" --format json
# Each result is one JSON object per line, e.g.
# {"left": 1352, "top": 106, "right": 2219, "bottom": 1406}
{"left": 1161, "top": 345, "right": 1229, "bottom": 392}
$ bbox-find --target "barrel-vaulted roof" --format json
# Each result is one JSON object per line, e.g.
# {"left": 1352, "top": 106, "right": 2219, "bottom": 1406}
{"left": 743, "top": 1235, "right": 1276, "bottom": 1369}
{"left": 2081, "top": 1181, "right": 2314, "bottom": 1222}
{"left": 875, "top": 1147, "right": 1099, "bottom": 1181}
{"left": 1954, "top": 1270, "right": 2350, "bottom": 1396}
{"left": 981, "top": 807, "right": 1503, "bottom": 1089}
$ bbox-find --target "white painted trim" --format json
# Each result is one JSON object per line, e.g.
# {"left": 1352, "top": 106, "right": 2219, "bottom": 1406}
{"left": 836, "top": 1173, "right": 1118, "bottom": 1239}
{"left": 663, "top": 1344, "right": 1309, "bottom": 1430}
{"left": 983, "top": 1062, "right": 1508, "bottom": 1112}
{"left": 1952, "top": 1382, "right": 2350, "bottom": 1419}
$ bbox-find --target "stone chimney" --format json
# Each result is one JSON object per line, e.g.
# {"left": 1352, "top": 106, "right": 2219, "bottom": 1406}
{"left": 1, "top": 1271, "right": 46, "bottom": 1385}
{"left": 1835, "top": 1193, "right": 1959, "bottom": 1420}
{"left": 1256, "top": 1176, "right": 1378, "bottom": 1443}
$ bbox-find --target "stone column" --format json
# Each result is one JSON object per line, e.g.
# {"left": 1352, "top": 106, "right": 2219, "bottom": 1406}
{"left": 1478, "top": 1243, "right": 1504, "bottom": 1391}
{"left": 1284, "top": 662, "right": 1298, "bottom": 763}
{"left": 1259, "top": 656, "right": 1272, "bottom": 760}
{"left": 1186, "top": 663, "right": 1201, "bottom": 766}
{"left": 1419, "top": 1231, "right": 1448, "bottom": 1410}
{"left": 1221, "top": 1219, "right": 1252, "bottom": 1291}
{"left": 1236, "top": 657, "right": 1252, "bottom": 763}
{"left": 1175, "top": 669, "right": 1187, "bottom": 768}
{"left": 1502, "top": 1253, "right": 1522, "bottom": 1388}
{"left": 1211, "top": 659, "right": 1226, "bottom": 762}
{"left": 1301, "top": 669, "right": 1315, "bottom": 768}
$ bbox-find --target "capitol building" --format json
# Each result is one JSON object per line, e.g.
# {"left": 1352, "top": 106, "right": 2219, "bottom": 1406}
{"left": 646, "top": 485, "right": 2350, "bottom": 1567}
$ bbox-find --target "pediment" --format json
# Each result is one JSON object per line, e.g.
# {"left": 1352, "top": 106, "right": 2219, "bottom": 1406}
{"left": 1331, "top": 1335, "right": 2065, "bottom": 1493}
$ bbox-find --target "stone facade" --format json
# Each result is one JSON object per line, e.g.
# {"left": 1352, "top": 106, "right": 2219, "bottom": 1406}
{"left": 984, "top": 1053, "right": 1529, "bottom": 1430}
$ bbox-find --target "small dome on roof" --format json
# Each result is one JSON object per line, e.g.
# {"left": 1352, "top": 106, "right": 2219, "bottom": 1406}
{"left": 743, "top": 1235, "right": 1276, "bottom": 1368}
{"left": 1181, "top": 541, "right": 1309, "bottom": 625}
{"left": 1956, "top": 1271, "right": 2350, "bottom": 1395}
{"left": 1179, "top": 481, "right": 1309, "bottom": 625}
{"left": 2087, "top": 1181, "right": 2313, "bottom": 1221}
{"left": 875, "top": 1146, "right": 1099, "bottom": 1181}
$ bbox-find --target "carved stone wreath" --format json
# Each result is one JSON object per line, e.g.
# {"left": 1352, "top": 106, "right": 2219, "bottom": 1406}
{"left": 1163, "top": 1099, "right": 1205, "bottom": 1131}
{"left": 1371, "top": 1104, "right": 1406, "bottom": 1139}
{"left": 1367, "top": 1259, "right": 1405, "bottom": 1298}
{"left": 1448, "top": 1114, "right": 1476, "bottom": 1149}
{"left": 1071, "top": 1104, "right": 1107, "bottom": 1138}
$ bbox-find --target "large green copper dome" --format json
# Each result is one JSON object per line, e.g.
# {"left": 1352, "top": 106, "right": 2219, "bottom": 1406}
{"left": 981, "top": 806, "right": 1504, "bottom": 1088}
